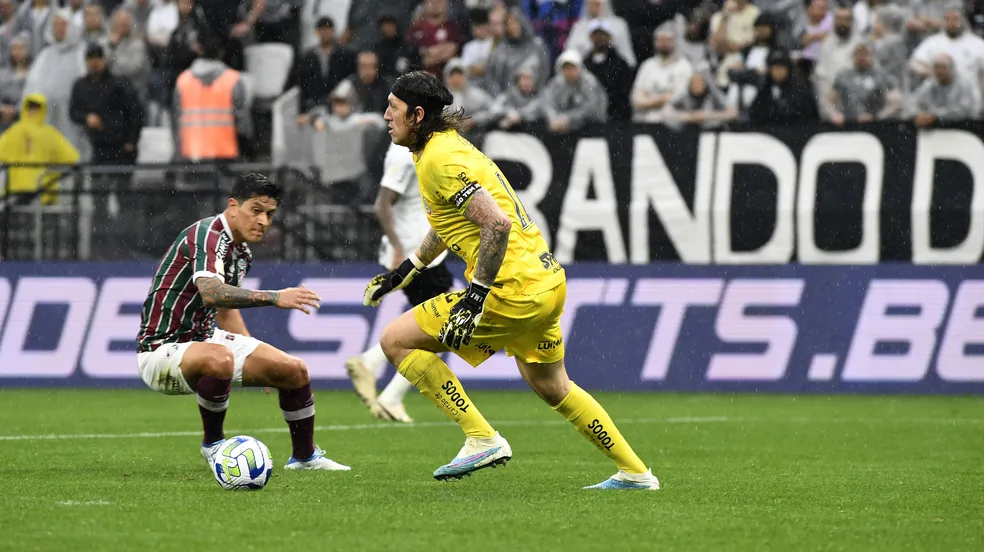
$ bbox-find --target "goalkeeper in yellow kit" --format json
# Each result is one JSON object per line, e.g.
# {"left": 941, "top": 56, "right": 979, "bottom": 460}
{"left": 363, "top": 71, "right": 659, "bottom": 490}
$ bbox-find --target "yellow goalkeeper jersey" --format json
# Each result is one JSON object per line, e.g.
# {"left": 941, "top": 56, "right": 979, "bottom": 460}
{"left": 413, "top": 130, "right": 565, "bottom": 296}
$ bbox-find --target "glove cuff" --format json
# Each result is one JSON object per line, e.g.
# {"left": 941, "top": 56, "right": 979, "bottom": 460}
{"left": 396, "top": 257, "right": 420, "bottom": 279}
{"left": 408, "top": 252, "right": 426, "bottom": 270}
{"left": 466, "top": 280, "right": 491, "bottom": 304}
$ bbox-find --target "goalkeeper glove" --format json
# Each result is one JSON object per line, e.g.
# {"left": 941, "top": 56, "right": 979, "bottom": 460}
{"left": 439, "top": 280, "right": 491, "bottom": 350}
{"left": 363, "top": 254, "right": 426, "bottom": 307}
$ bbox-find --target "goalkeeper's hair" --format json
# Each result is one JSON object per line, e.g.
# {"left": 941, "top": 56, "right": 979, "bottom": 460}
{"left": 391, "top": 70, "right": 468, "bottom": 151}
{"left": 231, "top": 173, "right": 282, "bottom": 204}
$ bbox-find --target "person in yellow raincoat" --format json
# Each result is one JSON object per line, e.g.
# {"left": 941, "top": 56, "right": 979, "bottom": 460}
{"left": 0, "top": 93, "right": 80, "bottom": 205}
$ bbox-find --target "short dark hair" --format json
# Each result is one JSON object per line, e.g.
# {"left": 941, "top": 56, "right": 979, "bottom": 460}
{"left": 469, "top": 8, "right": 490, "bottom": 25}
{"left": 200, "top": 32, "right": 225, "bottom": 60}
{"left": 316, "top": 16, "right": 335, "bottom": 29}
{"left": 390, "top": 70, "right": 466, "bottom": 151}
{"left": 231, "top": 173, "right": 282, "bottom": 204}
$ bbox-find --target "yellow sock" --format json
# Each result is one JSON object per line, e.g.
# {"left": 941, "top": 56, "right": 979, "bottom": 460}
{"left": 553, "top": 381, "right": 648, "bottom": 474}
{"left": 397, "top": 350, "right": 495, "bottom": 438}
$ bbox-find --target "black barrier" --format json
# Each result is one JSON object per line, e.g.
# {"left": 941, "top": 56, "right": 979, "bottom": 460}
{"left": 483, "top": 121, "right": 984, "bottom": 264}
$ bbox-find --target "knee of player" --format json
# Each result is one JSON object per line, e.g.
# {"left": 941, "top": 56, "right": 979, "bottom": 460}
{"left": 284, "top": 356, "right": 310, "bottom": 387}
{"left": 206, "top": 348, "right": 235, "bottom": 380}
{"left": 379, "top": 325, "right": 402, "bottom": 363}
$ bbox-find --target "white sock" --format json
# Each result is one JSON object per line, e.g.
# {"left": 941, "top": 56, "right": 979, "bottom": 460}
{"left": 361, "top": 343, "right": 388, "bottom": 374}
{"left": 378, "top": 372, "right": 414, "bottom": 405}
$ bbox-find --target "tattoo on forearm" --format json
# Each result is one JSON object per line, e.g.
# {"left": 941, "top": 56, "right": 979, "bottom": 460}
{"left": 416, "top": 228, "right": 448, "bottom": 264}
{"left": 462, "top": 188, "right": 512, "bottom": 286}
{"left": 198, "top": 277, "right": 279, "bottom": 309}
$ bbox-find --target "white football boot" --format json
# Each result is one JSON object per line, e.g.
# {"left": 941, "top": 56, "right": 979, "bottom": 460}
{"left": 344, "top": 356, "right": 378, "bottom": 409}
{"left": 584, "top": 469, "right": 660, "bottom": 490}
{"left": 200, "top": 439, "right": 226, "bottom": 466}
{"left": 433, "top": 432, "right": 512, "bottom": 480}
{"left": 371, "top": 401, "right": 414, "bottom": 423}
{"left": 284, "top": 446, "right": 351, "bottom": 471}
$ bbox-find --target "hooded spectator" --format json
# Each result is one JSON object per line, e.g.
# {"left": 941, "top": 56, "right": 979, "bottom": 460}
{"left": 485, "top": 8, "right": 550, "bottom": 95}
{"left": 566, "top": 0, "right": 635, "bottom": 67}
{"left": 871, "top": 4, "right": 910, "bottom": 92}
{"left": 107, "top": 7, "right": 150, "bottom": 97}
{"left": 0, "top": 33, "right": 31, "bottom": 132}
{"left": 443, "top": 56, "right": 494, "bottom": 130}
{"left": 828, "top": 41, "right": 902, "bottom": 125}
{"left": 539, "top": 48, "right": 608, "bottom": 133}
{"left": 666, "top": 69, "right": 738, "bottom": 130}
{"left": 23, "top": 9, "right": 86, "bottom": 155}
{"left": 0, "top": 93, "right": 80, "bottom": 206}
{"left": 581, "top": 19, "right": 633, "bottom": 121}
{"left": 748, "top": 49, "right": 820, "bottom": 123}
{"left": 345, "top": 49, "right": 392, "bottom": 114}
{"left": 489, "top": 62, "right": 542, "bottom": 129}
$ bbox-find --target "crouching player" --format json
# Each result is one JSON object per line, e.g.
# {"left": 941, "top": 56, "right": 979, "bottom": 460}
{"left": 363, "top": 72, "right": 660, "bottom": 490}
{"left": 135, "top": 173, "right": 350, "bottom": 472}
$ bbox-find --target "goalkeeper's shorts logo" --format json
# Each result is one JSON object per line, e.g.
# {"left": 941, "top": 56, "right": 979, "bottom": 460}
{"left": 537, "top": 338, "right": 563, "bottom": 351}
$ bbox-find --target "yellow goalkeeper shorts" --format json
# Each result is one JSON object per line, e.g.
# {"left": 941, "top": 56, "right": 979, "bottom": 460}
{"left": 413, "top": 281, "right": 567, "bottom": 367}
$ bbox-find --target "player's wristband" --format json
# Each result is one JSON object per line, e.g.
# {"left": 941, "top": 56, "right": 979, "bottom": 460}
{"left": 408, "top": 252, "right": 426, "bottom": 271}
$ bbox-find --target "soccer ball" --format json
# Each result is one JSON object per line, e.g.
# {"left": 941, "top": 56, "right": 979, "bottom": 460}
{"left": 211, "top": 435, "right": 273, "bottom": 490}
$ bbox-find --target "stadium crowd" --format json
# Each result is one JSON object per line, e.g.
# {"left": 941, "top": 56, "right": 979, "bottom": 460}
{"left": 1, "top": 0, "right": 983, "bottom": 168}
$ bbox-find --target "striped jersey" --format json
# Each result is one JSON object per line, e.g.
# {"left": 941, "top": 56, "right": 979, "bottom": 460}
{"left": 137, "top": 214, "right": 253, "bottom": 353}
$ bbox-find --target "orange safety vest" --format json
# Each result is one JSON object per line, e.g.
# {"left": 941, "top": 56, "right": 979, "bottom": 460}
{"left": 176, "top": 68, "right": 240, "bottom": 161}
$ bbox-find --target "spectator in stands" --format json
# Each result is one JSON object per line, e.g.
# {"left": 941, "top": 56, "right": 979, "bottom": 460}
{"left": 610, "top": 0, "right": 679, "bottom": 63}
{"left": 147, "top": 0, "right": 180, "bottom": 49}
{"left": 165, "top": 0, "right": 207, "bottom": 78}
{"left": 407, "top": 0, "right": 462, "bottom": 77}
{"left": 632, "top": 25, "right": 693, "bottom": 123}
{"left": 145, "top": 0, "right": 179, "bottom": 123}
{"left": 310, "top": 79, "right": 384, "bottom": 131}
{"left": 293, "top": 16, "right": 356, "bottom": 125}
{"left": 346, "top": 49, "right": 391, "bottom": 113}
{"left": 797, "top": 0, "right": 832, "bottom": 78}
{"left": 195, "top": 0, "right": 264, "bottom": 70}
{"left": 907, "top": 0, "right": 950, "bottom": 45}
{"left": 108, "top": 7, "right": 150, "bottom": 99}
{"left": 907, "top": 52, "right": 983, "bottom": 125}
{"left": 443, "top": 56, "right": 494, "bottom": 131}
{"left": 302, "top": 0, "right": 352, "bottom": 50}
{"left": 460, "top": 8, "right": 495, "bottom": 84}
{"left": 566, "top": 0, "right": 636, "bottom": 67}
{"left": 346, "top": 0, "right": 417, "bottom": 52}
{"left": 581, "top": 19, "right": 633, "bottom": 121}
{"left": 0, "top": 0, "right": 17, "bottom": 68}
{"left": 755, "top": 0, "right": 801, "bottom": 50}
{"left": 852, "top": 0, "right": 894, "bottom": 36}
{"left": 748, "top": 49, "right": 820, "bottom": 123}
{"left": 69, "top": 42, "right": 143, "bottom": 231}
{"left": 374, "top": 14, "right": 419, "bottom": 78}
{"left": 814, "top": 6, "right": 862, "bottom": 120}
{"left": 828, "top": 41, "right": 902, "bottom": 125}
{"left": 539, "top": 49, "right": 607, "bottom": 133}
{"left": 81, "top": 4, "right": 110, "bottom": 51}
{"left": 521, "top": 0, "right": 583, "bottom": 63}
{"left": 910, "top": 4, "right": 984, "bottom": 92}
{"left": 172, "top": 33, "right": 252, "bottom": 161}
{"left": 708, "top": 0, "right": 761, "bottom": 66}
{"left": 0, "top": 93, "right": 80, "bottom": 206}
{"left": 678, "top": 2, "right": 714, "bottom": 69}
{"left": 125, "top": 0, "right": 155, "bottom": 36}
{"left": 13, "top": 0, "right": 54, "bottom": 58}
{"left": 871, "top": 4, "right": 910, "bottom": 92}
{"left": 23, "top": 9, "right": 85, "bottom": 156}
{"left": 489, "top": 63, "right": 542, "bottom": 129}
{"left": 65, "top": 0, "right": 86, "bottom": 30}
{"left": 0, "top": 34, "right": 30, "bottom": 133}
{"left": 723, "top": 12, "right": 780, "bottom": 111}
{"left": 665, "top": 69, "right": 738, "bottom": 130}
{"left": 255, "top": 0, "right": 300, "bottom": 45}
{"left": 486, "top": 8, "right": 550, "bottom": 95}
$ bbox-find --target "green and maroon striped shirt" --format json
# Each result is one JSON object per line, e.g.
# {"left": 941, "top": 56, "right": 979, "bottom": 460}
{"left": 137, "top": 214, "right": 253, "bottom": 353}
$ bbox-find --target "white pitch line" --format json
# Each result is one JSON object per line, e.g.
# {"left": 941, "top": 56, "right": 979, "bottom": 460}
{"left": 1, "top": 415, "right": 982, "bottom": 442}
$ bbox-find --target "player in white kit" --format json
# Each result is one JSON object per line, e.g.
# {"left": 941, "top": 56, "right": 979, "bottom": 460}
{"left": 345, "top": 141, "right": 454, "bottom": 422}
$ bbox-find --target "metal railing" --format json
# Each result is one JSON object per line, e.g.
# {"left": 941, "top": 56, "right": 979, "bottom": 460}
{"left": 0, "top": 161, "right": 382, "bottom": 262}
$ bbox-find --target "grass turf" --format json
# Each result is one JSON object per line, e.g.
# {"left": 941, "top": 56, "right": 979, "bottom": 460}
{"left": 0, "top": 389, "right": 981, "bottom": 552}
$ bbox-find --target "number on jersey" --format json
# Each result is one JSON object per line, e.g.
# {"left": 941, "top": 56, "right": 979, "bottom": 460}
{"left": 495, "top": 172, "right": 533, "bottom": 230}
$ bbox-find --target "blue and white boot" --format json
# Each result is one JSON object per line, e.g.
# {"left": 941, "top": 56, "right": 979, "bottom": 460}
{"left": 584, "top": 469, "right": 660, "bottom": 490}
{"left": 284, "top": 446, "right": 351, "bottom": 471}
{"left": 200, "top": 439, "right": 226, "bottom": 466}
{"left": 433, "top": 432, "right": 512, "bottom": 481}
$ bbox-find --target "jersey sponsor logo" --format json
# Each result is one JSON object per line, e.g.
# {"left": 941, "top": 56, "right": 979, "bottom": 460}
{"left": 165, "top": 344, "right": 179, "bottom": 358}
{"left": 537, "top": 339, "right": 562, "bottom": 351}
{"left": 0, "top": 267, "right": 983, "bottom": 392}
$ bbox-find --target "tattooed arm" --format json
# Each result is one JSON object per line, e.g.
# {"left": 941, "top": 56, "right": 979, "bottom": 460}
{"left": 413, "top": 227, "right": 449, "bottom": 266}
{"left": 196, "top": 277, "right": 280, "bottom": 309}
{"left": 461, "top": 188, "right": 512, "bottom": 285}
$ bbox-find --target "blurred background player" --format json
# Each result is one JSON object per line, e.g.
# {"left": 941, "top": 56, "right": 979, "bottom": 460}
{"left": 363, "top": 72, "right": 659, "bottom": 490}
{"left": 345, "top": 140, "right": 454, "bottom": 423}
{"left": 135, "top": 173, "right": 350, "bottom": 473}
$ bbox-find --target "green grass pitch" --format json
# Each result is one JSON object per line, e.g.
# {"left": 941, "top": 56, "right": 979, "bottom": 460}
{"left": 1, "top": 389, "right": 981, "bottom": 552}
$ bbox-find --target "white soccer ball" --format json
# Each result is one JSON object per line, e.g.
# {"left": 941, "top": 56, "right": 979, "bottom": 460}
{"left": 211, "top": 435, "right": 273, "bottom": 490}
